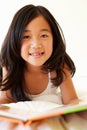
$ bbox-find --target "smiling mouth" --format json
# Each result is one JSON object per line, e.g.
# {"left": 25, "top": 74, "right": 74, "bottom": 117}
{"left": 29, "top": 52, "right": 44, "bottom": 57}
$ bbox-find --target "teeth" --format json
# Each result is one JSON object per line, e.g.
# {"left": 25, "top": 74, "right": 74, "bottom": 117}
{"left": 32, "top": 53, "right": 41, "bottom": 56}
{"left": 30, "top": 52, "right": 44, "bottom": 56}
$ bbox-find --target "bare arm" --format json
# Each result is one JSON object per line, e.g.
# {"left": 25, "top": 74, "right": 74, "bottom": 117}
{"left": 0, "top": 67, "right": 15, "bottom": 104}
{"left": 60, "top": 68, "right": 78, "bottom": 104}
{"left": 0, "top": 91, "right": 14, "bottom": 104}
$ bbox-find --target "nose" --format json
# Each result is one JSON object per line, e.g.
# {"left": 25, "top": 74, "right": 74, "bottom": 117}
{"left": 31, "top": 38, "right": 42, "bottom": 49}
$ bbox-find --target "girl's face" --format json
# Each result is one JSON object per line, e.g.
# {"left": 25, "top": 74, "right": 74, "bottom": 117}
{"left": 21, "top": 15, "right": 53, "bottom": 68}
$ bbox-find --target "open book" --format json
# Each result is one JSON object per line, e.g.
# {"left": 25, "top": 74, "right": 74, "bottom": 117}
{"left": 0, "top": 99, "right": 87, "bottom": 126}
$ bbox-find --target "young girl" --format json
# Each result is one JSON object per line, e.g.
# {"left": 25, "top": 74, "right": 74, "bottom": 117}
{"left": 0, "top": 4, "right": 87, "bottom": 130}
{"left": 0, "top": 4, "right": 78, "bottom": 104}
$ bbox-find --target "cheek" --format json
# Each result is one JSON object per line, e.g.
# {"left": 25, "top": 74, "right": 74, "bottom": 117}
{"left": 47, "top": 40, "right": 53, "bottom": 51}
{"left": 20, "top": 44, "right": 29, "bottom": 57}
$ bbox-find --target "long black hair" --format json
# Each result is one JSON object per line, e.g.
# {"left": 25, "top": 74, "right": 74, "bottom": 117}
{"left": 0, "top": 4, "right": 76, "bottom": 101}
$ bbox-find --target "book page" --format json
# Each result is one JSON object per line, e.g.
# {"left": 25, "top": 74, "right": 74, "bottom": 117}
{"left": 0, "top": 101, "right": 63, "bottom": 121}
{"left": 0, "top": 99, "right": 87, "bottom": 123}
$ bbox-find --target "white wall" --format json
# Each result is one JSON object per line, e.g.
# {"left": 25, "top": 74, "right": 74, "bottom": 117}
{"left": 0, "top": 0, "right": 87, "bottom": 95}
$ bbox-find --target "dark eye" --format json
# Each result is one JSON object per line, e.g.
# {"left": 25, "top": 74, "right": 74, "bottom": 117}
{"left": 23, "top": 35, "right": 31, "bottom": 39}
{"left": 41, "top": 34, "right": 48, "bottom": 38}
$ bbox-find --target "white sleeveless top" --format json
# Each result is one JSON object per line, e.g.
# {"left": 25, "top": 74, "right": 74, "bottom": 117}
{"left": 29, "top": 72, "right": 63, "bottom": 105}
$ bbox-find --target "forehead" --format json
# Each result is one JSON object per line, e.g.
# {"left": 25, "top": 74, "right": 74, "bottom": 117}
{"left": 24, "top": 15, "right": 52, "bottom": 32}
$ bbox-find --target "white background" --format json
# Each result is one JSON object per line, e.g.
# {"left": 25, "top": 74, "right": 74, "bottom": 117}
{"left": 0, "top": 0, "right": 87, "bottom": 96}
